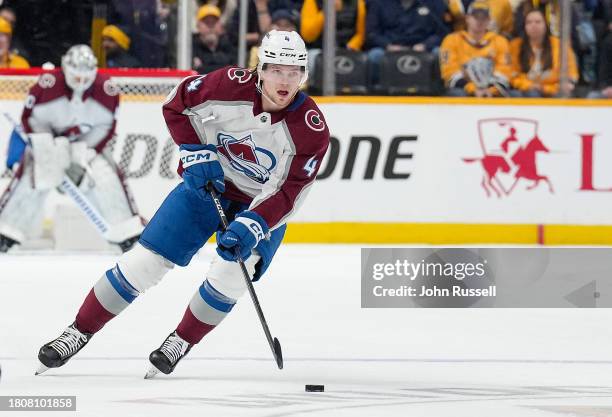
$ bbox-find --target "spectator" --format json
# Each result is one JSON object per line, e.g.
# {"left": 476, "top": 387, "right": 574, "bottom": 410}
{"left": 248, "top": 9, "right": 299, "bottom": 68}
{"left": 439, "top": 1, "right": 512, "bottom": 96}
{"left": 301, "top": 0, "right": 366, "bottom": 50}
{"left": 590, "top": 0, "right": 612, "bottom": 97}
{"left": 366, "top": 0, "right": 449, "bottom": 86}
{"left": 0, "top": 16, "right": 28, "bottom": 68}
{"left": 513, "top": 0, "right": 579, "bottom": 42}
{"left": 0, "top": 6, "right": 27, "bottom": 60}
{"left": 200, "top": 0, "right": 238, "bottom": 27}
{"left": 446, "top": 0, "right": 514, "bottom": 37}
{"left": 510, "top": 9, "right": 578, "bottom": 97}
{"left": 445, "top": 0, "right": 467, "bottom": 31}
{"left": 0, "top": 0, "right": 92, "bottom": 66}
{"left": 300, "top": 0, "right": 365, "bottom": 86}
{"left": 193, "top": 5, "right": 236, "bottom": 74}
{"left": 589, "top": 38, "right": 612, "bottom": 97}
{"left": 102, "top": 25, "right": 141, "bottom": 68}
{"left": 228, "top": 0, "right": 301, "bottom": 48}
{"left": 108, "top": 0, "right": 169, "bottom": 67}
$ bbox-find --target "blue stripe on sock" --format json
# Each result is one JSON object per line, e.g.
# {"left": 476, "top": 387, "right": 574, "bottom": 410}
{"left": 198, "top": 280, "right": 236, "bottom": 313}
{"left": 105, "top": 266, "right": 138, "bottom": 303}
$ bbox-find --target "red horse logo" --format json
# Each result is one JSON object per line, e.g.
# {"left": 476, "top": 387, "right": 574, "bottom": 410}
{"left": 463, "top": 118, "right": 554, "bottom": 197}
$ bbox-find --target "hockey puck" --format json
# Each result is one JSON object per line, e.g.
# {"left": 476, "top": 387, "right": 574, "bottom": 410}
{"left": 305, "top": 384, "right": 324, "bottom": 392}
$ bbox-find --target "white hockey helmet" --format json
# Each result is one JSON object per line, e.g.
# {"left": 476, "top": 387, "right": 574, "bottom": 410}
{"left": 61, "top": 44, "right": 98, "bottom": 93}
{"left": 257, "top": 30, "right": 308, "bottom": 86}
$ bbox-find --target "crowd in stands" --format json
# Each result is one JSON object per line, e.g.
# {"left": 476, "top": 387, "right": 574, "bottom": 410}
{"left": 0, "top": 0, "right": 610, "bottom": 98}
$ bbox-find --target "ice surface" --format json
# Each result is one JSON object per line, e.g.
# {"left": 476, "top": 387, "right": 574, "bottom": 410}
{"left": 1, "top": 245, "right": 612, "bottom": 417}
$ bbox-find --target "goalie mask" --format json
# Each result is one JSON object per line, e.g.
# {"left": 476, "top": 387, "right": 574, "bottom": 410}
{"left": 62, "top": 45, "right": 98, "bottom": 93}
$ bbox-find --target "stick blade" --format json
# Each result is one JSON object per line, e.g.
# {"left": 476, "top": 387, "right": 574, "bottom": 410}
{"left": 273, "top": 337, "right": 283, "bottom": 370}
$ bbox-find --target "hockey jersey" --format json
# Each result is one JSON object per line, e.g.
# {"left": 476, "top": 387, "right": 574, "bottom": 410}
{"left": 21, "top": 69, "right": 119, "bottom": 153}
{"left": 162, "top": 66, "right": 330, "bottom": 231}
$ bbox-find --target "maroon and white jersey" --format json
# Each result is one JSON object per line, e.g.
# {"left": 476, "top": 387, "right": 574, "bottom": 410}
{"left": 21, "top": 69, "right": 119, "bottom": 153}
{"left": 163, "top": 66, "right": 330, "bottom": 230}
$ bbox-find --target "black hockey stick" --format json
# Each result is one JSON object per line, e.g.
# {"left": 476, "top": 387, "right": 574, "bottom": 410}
{"left": 206, "top": 184, "right": 284, "bottom": 370}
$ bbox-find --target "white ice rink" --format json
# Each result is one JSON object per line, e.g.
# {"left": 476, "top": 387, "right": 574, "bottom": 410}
{"left": 1, "top": 245, "right": 612, "bottom": 417}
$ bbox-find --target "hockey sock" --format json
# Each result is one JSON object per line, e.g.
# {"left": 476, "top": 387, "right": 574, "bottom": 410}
{"left": 176, "top": 279, "right": 236, "bottom": 344}
{"left": 75, "top": 265, "right": 139, "bottom": 334}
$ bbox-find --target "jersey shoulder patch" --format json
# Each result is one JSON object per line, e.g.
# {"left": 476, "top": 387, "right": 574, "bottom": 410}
{"left": 28, "top": 69, "right": 67, "bottom": 104}
{"left": 285, "top": 96, "right": 330, "bottom": 154}
{"left": 207, "top": 66, "right": 256, "bottom": 102}
{"left": 37, "top": 72, "right": 57, "bottom": 89}
{"left": 226, "top": 66, "right": 254, "bottom": 84}
{"left": 90, "top": 74, "right": 119, "bottom": 112}
{"left": 294, "top": 96, "right": 328, "bottom": 133}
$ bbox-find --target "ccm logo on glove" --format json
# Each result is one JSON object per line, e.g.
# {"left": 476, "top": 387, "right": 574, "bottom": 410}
{"left": 179, "top": 144, "right": 225, "bottom": 198}
{"left": 180, "top": 149, "right": 218, "bottom": 168}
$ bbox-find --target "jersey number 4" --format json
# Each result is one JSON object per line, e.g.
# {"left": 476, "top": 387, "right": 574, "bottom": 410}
{"left": 303, "top": 156, "right": 318, "bottom": 178}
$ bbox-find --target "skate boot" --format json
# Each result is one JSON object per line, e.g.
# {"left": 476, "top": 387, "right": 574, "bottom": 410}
{"left": 0, "top": 234, "right": 18, "bottom": 253}
{"left": 145, "top": 331, "right": 193, "bottom": 379}
{"left": 36, "top": 323, "right": 93, "bottom": 375}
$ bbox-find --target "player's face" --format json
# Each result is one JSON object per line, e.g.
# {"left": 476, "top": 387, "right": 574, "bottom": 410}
{"left": 260, "top": 64, "right": 303, "bottom": 108}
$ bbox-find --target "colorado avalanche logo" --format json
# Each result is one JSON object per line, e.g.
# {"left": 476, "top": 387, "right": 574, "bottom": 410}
{"left": 217, "top": 132, "right": 276, "bottom": 183}
{"left": 38, "top": 73, "right": 56, "bottom": 89}
{"left": 103, "top": 79, "right": 120, "bottom": 96}
{"left": 305, "top": 109, "right": 325, "bottom": 132}
{"left": 227, "top": 68, "right": 253, "bottom": 84}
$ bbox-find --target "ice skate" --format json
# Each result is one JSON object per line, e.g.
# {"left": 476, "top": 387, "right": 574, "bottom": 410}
{"left": 145, "top": 331, "right": 192, "bottom": 379}
{"left": 0, "top": 234, "right": 17, "bottom": 253}
{"left": 36, "top": 323, "right": 93, "bottom": 375}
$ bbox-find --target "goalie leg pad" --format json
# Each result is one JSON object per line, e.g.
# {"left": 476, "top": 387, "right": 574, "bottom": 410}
{"left": 30, "top": 133, "right": 70, "bottom": 190}
{"left": 80, "top": 153, "right": 144, "bottom": 242}
{"left": 0, "top": 159, "right": 48, "bottom": 242}
{"left": 116, "top": 243, "right": 175, "bottom": 293}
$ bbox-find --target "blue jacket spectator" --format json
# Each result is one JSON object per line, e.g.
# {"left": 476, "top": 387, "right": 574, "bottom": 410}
{"left": 365, "top": 0, "right": 448, "bottom": 87}
{"left": 365, "top": 0, "right": 449, "bottom": 52}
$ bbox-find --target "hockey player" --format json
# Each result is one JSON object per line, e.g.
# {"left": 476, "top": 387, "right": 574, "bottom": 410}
{"left": 36, "top": 31, "right": 330, "bottom": 376}
{"left": 0, "top": 44, "right": 143, "bottom": 253}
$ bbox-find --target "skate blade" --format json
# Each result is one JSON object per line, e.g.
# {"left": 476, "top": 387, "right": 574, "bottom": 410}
{"left": 35, "top": 363, "right": 49, "bottom": 376}
{"left": 144, "top": 366, "right": 160, "bottom": 379}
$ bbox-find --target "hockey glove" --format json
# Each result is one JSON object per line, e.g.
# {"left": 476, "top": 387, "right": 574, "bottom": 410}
{"left": 180, "top": 144, "right": 225, "bottom": 199}
{"left": 216, "top": 211, "right": 269, "bottom": 261}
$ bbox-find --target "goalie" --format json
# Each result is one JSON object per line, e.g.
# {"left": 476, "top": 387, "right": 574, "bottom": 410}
{"left": 0, "top": 44, "right": 143, "bottom": 253}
